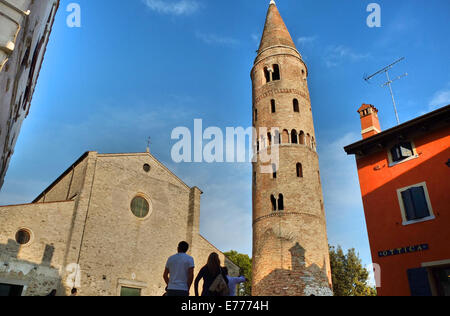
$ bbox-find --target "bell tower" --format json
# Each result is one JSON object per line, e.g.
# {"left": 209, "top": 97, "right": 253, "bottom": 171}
{"left": 251, "top": 1, "right": 333, "bottom": 296}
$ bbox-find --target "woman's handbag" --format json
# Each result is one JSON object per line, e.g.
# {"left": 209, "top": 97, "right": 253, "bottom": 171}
{"left": 209, "top": 270, "right": 229, "bottom": 296}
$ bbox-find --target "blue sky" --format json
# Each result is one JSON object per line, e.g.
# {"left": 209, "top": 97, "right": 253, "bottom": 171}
{"left": 1, "top": 0, "right": 449, "bottom": 277}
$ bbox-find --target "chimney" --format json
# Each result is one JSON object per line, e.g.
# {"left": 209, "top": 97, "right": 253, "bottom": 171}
{"left": 358, "top": 104, "right": 381, "bottom": 139}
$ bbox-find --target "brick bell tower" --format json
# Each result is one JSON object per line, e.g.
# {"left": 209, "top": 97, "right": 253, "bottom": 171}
{"left": 251, "top": 1, "right": 333, "bottom": 296}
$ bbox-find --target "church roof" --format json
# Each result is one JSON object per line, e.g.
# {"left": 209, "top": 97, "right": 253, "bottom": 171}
{"left": 258, "top": 0, "right": 297, "bottom": 53}
{"left": 32, "top": 151, "right": 195, "bottom": 203}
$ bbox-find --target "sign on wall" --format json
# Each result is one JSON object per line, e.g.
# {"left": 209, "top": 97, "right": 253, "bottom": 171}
{"left": 378, "top": 244, "right": 429, "bottom": 258}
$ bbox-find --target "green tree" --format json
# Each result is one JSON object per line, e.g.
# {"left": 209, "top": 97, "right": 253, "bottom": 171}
{"left": 329, "top": 245, "right": 377, "bottom": 296}
{"left": 224, "top": 251, "right": 252, "bottom": 296}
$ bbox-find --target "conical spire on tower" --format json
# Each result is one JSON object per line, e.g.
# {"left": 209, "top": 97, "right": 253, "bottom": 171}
{"left": 258, "top": 0, "right": 297, "bottom": 53}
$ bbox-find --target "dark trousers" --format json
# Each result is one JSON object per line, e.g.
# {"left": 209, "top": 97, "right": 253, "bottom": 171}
{"left": 167, "top": 290, "right": 189, "bottom": 297}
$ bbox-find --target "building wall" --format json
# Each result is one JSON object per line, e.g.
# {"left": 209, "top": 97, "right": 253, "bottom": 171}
{"left": 0, "top": 201, "right": 75, "bottom": 296}
{"left": 356, "top": 126, "right": 450, "bottom": 296}
{"left": 0, "top": 0, "right": 59, "bottom": 190}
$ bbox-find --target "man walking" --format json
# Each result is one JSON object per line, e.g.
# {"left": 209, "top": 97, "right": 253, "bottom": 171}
{"left": 163, "top": 241, "right": 195, "bottom": 296}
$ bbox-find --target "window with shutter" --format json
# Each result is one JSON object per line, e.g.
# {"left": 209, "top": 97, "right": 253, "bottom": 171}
{"left": 390, "top": 142, "right": 415, "bottom": 163}
{"left": 401, "top": 187, "right": 431, "bottom": 221}
{"left": 407, "top": 268, "right": 432, "bottom": 296}
{"left": 398, "top": 183, "right": 434, "bottom": 225}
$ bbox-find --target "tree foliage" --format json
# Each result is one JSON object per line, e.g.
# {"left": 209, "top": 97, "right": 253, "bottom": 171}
{"left": 329, "top": 245, "right": 377, "bottom": 296}
{"left": 224, "top": 250, "right": 252, "bottom": 296}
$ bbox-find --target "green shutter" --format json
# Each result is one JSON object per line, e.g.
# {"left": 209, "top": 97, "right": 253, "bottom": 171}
{"left": 410, "top": 186, "right": 430, "bottom": 219}
{"left": 401, "top": 189, "right": 416, "bottom": 221}
{"left": 120, "top": 287, "right": 141, "bottom": 296}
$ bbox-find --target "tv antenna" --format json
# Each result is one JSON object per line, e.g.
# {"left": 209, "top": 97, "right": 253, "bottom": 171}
{"left": 364, "top": 57, "right": 408, "bottom": 125}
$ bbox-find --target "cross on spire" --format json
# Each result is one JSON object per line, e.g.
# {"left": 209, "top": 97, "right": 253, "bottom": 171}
{"left": 146, "top": 137, "right": 151, "bottom": 153}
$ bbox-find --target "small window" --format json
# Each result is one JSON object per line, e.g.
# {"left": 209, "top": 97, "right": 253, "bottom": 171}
{"left": 296, "top": 163, "right": 303, "bottom": 178}
{"left": 293, "top": 99, "right": 299, "bottom": 113}
{"left": 15, "top": 229, "right": 31, "bottom": 245}
{"left": 282, "top": 130, "right": 289, "bottom": 144}
{"left": 272, "top": 164, "right": 277, "bottom": 179}
{"left": 299, "top": 131, "right": 305, "bottom": 145}
{"left": 291, "top": 130, "right": 298, "bottom": 144}
{"left": 272, "top": 64, "right": 280, "bottom": 81}
{"left": 401, "top": 186, "right": 431, "bottom": 221}
{"left": 271, "top": 100, "right": 276, "bottom": 113}
{"left": 264, "top": 67, "right": 271, "bottom": 83}
{"left": 120, "top": 287, "right": 141, "bottom": 296}
{"left": 254, "top": 109, "right": 258, "bottom": 122}
{"left": 391, "top": 142, "right": 414, "bottom": 163}
{"left": 130, "top": 196, "right": 150, "bottom": 218}
{"left": 271, "top": 195, "right": 277, "bottom": 211}
{"left": 278, "top": 194, "right": 284, "bottom": 211}
{"left": 143, "top": 164, "right": 151, "bottom": 172}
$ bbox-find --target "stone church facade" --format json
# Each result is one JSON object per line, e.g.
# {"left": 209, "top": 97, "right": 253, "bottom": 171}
{"left": 0, "top": 151, "right": 238, "bottom": 296}
{"left": 251, "top": 1, "right": 333, "bottom": 296}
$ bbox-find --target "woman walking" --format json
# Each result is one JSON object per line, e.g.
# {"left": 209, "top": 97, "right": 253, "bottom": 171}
{"left": 194, "top": 253, "right": 229, "bottom": 296}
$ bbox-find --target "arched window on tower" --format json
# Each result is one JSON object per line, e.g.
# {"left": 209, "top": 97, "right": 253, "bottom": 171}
{"left": 267, "top": 132, "right": 272, "bottom": 147}
{"left": 278, "top": 194, "right": 284, "bottom": 211}
{"left": 299, "top": 131, "right": 305, "bottom": 145}
{"left": 296, "top": 163, "right": 303, "bottom": 178}
{"left": 254, "top": 109, "right": 258, "bottom": 122}
{"left": 272, "top": 64, "right": 280, "bottom": 81}
{"left": 291, "top": 130, "right": 298, "bottom": 144}
{"left": 293, "top": 99, "right": 299, "bottom": 113}
{"left": 271, "top": 195, "right": 277, "bottom": 211}
{"left": 271, "top": 99, "right": 276, "bottom": 113}
{"left": 272, "top": 164, "right": 277, "bottom": 179}
{"left": 282, "top": 130, "right": 289, "bottom": 144}
{"left": 264, "top": 67, "right": 271, "bottom": 83}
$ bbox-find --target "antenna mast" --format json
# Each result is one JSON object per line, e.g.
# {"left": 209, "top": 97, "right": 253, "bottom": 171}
{"left": 364, "top": 57, "right": 408, "bottom": 125}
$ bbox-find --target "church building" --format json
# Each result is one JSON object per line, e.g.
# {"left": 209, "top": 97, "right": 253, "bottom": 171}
{"left": 0, "top": 151, "right": 238, "bottom": 296}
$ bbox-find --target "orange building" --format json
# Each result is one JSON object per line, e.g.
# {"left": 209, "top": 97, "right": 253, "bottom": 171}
{"left": 345, "top": 104, "right": 450, "bottom": 296}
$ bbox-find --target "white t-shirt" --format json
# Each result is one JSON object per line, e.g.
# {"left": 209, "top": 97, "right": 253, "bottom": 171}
{"left": 166, "top": 253, "right": 195, "bottom": 291}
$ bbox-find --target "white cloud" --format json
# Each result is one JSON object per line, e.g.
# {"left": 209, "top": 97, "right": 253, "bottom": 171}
{"left": 251, "top": 34, "right": 260, "bottom": 44}
{"left": 143, "top": 0, "right": 200, "bottom": 16}
{"left": 297, "top": 36, "right": 317, "bottom": 46}
{"left": 324, "top": 45, "right": 371, "bottom": 68}
{"left": 195, "top": 32, "right": 238, "bottom": 46}
{"left": 429, "top": 85, "right": 450, "bottom": 110}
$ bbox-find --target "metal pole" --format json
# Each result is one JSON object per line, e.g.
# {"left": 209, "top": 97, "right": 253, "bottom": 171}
{"left": 385, "top": 71, "right": 400, "bottom": 125}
